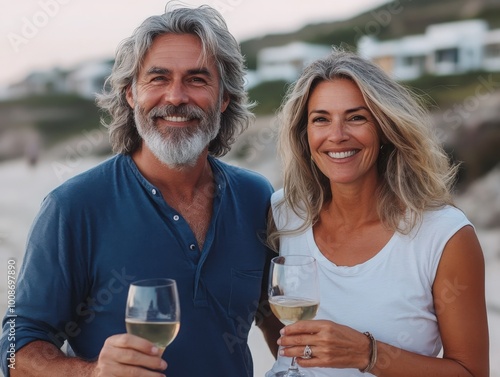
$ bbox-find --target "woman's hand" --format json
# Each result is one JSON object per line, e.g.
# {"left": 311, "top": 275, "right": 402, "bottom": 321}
{"left": 277, "top": 320, "right": 371, "bottom": 370}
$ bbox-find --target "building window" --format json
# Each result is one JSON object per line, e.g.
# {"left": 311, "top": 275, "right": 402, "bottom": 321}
{"left": 402, "top": 55, "right": 425, "bottom": 68}
{"left": 435, "top": 48, "right": 459, "bottom": 64}
{"left": 485, "top": 43, "right": 500, "bottom": 59}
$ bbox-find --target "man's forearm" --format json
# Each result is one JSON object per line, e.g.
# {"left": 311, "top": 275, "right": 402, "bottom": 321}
{"left": 11, "top": 340, "right": 95, "bottom": 377}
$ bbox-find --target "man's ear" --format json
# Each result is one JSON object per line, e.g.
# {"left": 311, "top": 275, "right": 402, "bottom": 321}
{"left": 221, "top": 92, "right": 230, "bottom": 113}
{"left": 125, "top": 84, "right": 134, "bottom": 108}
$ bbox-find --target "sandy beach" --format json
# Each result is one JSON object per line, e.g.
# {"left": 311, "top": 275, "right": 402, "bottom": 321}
{"left": 0, "top": 149, "right": 499, "bottom": 376}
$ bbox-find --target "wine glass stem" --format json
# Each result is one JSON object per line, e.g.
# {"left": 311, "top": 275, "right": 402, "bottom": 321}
{"left": 283, "top": 357, "right": 304, "bottom": 377}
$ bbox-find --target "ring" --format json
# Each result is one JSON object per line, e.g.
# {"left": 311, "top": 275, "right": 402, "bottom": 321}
{"left": 303, "top": 345, "right": 312, "bottom": 359}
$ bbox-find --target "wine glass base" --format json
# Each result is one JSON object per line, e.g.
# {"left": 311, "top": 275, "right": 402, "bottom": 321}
{"left": 272, "top": 370, "right": 309, "bottom": 377}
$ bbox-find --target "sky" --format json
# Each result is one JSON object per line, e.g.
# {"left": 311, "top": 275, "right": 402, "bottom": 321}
{"left": 0, "top": 0, "right": 389, "bottom": 88}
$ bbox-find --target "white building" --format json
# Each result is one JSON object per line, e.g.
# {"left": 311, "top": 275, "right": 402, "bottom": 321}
{"left": 7, "top": 68, "right": 67, "bottom": 99}
{"left": 66, "top": 60, "right": 113, "bottom": 99}
{"left": 358, "top": 19, "right": 500, "bottom": 80}
{"left": 256, "top": 42, "right": 331, "bottom": 83}
{"left": 483, "top": 29, "right": 500, "bottom": 71}
{"left": 5, "top": 59, "right": 113, "bottom": 100}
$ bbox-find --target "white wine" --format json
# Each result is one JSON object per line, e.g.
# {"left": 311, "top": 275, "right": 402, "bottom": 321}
{"left": 269, "top": 296, "right": 319, "bottom": 325}
{"left": 126, "top": 319, "right": 180, "bottom": 353}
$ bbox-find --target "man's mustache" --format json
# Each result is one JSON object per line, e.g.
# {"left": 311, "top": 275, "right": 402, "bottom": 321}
{"left": 148, "top": 104, "right": 205, "bottom": 120}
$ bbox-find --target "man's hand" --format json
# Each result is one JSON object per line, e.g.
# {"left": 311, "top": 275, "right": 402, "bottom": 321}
{"left": 92, "top": 334, "right": 167, "bottom": 377}
{"left": 11, "top": 335, "right": 166, "bottom": 377}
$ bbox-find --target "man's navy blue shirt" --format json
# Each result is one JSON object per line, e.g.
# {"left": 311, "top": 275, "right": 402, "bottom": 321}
{"left": 1, "top": 154, "right": 274, "bottom": 376}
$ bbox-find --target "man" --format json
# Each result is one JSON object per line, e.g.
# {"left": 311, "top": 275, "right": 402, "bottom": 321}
{"left": 1, "top": 5, "right": 279, "bottom": 376}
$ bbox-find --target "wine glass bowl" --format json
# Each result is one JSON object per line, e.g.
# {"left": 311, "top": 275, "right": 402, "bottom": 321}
{"left": 125, "top": 278, "right": 181, "bottom": 355}
{"left": 268, "top": 255, "right": 319, "bottom": 377}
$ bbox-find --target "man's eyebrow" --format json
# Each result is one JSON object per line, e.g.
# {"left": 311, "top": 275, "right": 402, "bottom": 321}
{"left": 144, "top": 67, "right": 212, "bottom": 77}
{"left": 186, "top": 68, "right": 212, "bottom": 77}
{"left": 146, "top": 67, "right": 170, "bottom": 75}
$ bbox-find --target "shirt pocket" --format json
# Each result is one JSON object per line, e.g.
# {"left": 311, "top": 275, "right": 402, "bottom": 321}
{"left": 228, "top": 268, "right": 263, "bottom": 320}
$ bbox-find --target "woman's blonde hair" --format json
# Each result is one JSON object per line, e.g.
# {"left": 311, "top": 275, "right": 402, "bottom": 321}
{"left": 268, "top": 49, "right": 458, "bottom": 250}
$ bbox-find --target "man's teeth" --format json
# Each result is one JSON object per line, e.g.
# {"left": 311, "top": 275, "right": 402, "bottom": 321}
{"left": 328, "top": 150, "right": 357, "bottom": 159}
{"left": 163, "top": 116, "right": 190, "bottom": 122}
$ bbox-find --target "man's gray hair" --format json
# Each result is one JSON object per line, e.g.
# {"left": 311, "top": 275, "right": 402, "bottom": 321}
{"left": 96, "top": 4, "right": 254, "bottom": 156}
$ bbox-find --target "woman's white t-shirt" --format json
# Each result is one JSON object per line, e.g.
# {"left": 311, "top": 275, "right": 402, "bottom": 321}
{"left": 266, "top": 189, "right": 472, "bottom": 377}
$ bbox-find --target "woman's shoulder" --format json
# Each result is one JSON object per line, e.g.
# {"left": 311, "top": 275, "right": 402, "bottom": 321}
{"left": 271, "top": 188, "right": 285, "bottom": 205}
{"left": 270, "top": 188, "right": 309, "bottom": 232}
{"left": 422, "top": 205, "right": 471, "bottom": 227}
{"left": 408, "top": 205, "right": 473, "bottom": 241}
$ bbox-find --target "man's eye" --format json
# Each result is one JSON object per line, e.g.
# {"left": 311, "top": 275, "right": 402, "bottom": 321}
{"left": 190, "top": 77, "right": 207, "bottom": 84}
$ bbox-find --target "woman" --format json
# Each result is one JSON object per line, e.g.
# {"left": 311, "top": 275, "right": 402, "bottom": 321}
{"left": 265, "top": 49, "right": 489, "bottom": 376}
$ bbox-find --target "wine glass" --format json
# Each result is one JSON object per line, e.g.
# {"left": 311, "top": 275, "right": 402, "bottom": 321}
{"left": 268, "top": 255, "right": 320, "bottom": 377}
{"left": 125, "top": 278, "right": 181, "bottom": 356}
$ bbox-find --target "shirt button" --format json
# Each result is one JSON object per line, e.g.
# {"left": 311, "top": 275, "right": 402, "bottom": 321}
{"left": 173, "top": 215, "right": 180, "bottom": 221}
{"left": 151, "top": 189, "right": 157, "bottom": 195}
{"left": 189, "top": 244, "right": 197, "bottom": 251}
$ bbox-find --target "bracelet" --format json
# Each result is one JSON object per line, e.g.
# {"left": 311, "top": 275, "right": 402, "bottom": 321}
{"left": 359, "top": 331, "right": 377, "bottom": 373}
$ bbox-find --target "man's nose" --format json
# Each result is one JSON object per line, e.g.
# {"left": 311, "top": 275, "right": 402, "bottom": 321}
{"left": 163, "top": 80, "right": 189, "bottom": 106}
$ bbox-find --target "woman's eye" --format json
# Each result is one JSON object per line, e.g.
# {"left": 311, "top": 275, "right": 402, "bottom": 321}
{"left": 349, "top": 115, "right": 367, "bottom": 122}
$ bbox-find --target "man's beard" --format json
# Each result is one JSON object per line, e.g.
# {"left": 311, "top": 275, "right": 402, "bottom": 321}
{"left": 133, "top": 101, "right": 221, "bottom": 168}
